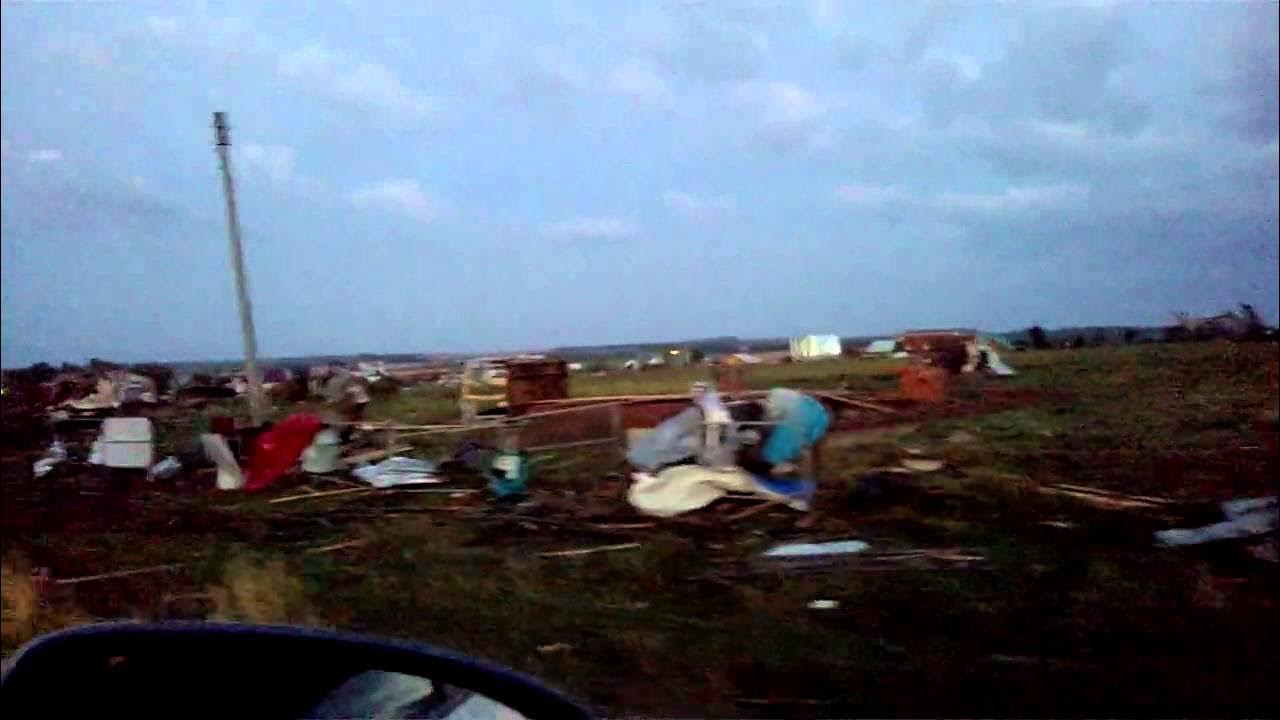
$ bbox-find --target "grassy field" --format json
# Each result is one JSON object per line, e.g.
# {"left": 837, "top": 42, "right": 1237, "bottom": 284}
{"left": 3, "top": 342, "right": 1278, "bottom": 716}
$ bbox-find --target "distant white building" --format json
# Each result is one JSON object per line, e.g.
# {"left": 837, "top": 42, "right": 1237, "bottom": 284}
{"left": 789, "top": 335, "right": 843, "bottom": 361}
{"left": 863, "top": 339, "right": 897, "bottom": 356}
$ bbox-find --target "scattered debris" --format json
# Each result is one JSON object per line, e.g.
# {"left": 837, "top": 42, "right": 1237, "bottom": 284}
{"left": 148, "top": 456, "right": 182, "bottom": 481}
{"left": 900, "top": 458, "right": 944, "bottom": 472}
{"left": 628, "top": 466, "right": 813, "bottom": 517}
{"left": 305, "top": 539, "right": 368, "bottom": 555}
{"left": 53, "top": 563, "right": 184, "bottom": 586}
{"left": 32, "top": 439, "right": 68, "bottom": 478}
{"left": 339, "top": 446, "right": 414, "bottom": 468}
{"left": 1155, "top": 496, "right": 1278, "bottom": 547}
{"left": 737, "top": 546, "right": 988, "bottom": 576}
{"left": 1039, "top": 482, "right": 1175, "bottom": 510}
{"left": 352, "top": 456, "right": 441, "bottom": 488}
{"left": 979, "top": 345, "right": 1017, "bottom": 376}
{"left": 301, "top": 428, "right": 342, "bottom": 474}
{"left": 899, "top": 366, "right": 948, "bottom": 403}
{"left": 62, "top": 372, "right": 158, "bottom": 411}
{"left": 1039, "top": 520, "right": 1076, "bottom": 529}
{"left": 202, "top": 433, "right": 244, "bottom": 491}
{"left": 485, "top": 444, "right": 529, "bottom": 500}
{"left": 762, "top": 540, "right": 871, "bottom": 558}
{"left": 811, "top": 391, "right": 899, "bottom": 415}
{"left": 99, "top": 417, "right": 154, "bottom": 469}
{"left": 736, "top": 697, "right": 833, "bottom": 708}
{"left": 725, "top": 500, "right": 781, "bottom": 521}
{"left": 538, "top": 542, "right": 641, "bottom": 558}
{"left": 268, "top": 486, "right": 374, "bottom": 505}
{"left": 243, "top": 414, "right": 325, "bottom": 490}
{"left": 590, "top": 522, "right": 655, "bottom": 531}
{"left": 625, "top": 406, "right": 704, "bottom": 472}
{"left": 537, "top": 643, "right": 574, "bottom": 655}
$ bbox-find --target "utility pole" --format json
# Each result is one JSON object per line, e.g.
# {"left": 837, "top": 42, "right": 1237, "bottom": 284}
{"left": 213, "top": 111, "right": 266, "bottom": 426}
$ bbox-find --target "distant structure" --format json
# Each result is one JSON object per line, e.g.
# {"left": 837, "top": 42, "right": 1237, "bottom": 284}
{"left": 862, "top": 339, "right": 898, "bottom": 356}
{"left": 897, "top": 329, "right": 976, "bottom": 355}
{"left": 1173, "top": 305, "right": 1267, "bottom": 341}
{"left": 789, "top": 335, "right": 843, "bottom": 361}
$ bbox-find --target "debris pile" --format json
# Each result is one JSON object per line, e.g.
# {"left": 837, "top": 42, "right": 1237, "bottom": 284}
{"left": 623, "top": 386, "right": 828, "bottom": 517}
{"left": 7, "top": 349, "right": 1048, "bottom": 591}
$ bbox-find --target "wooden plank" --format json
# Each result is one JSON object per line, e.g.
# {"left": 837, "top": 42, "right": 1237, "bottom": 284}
{"left": 1045, "top": 482, "right": 1174, "bottom": 505}
{"left": 1037, "top": 484, "right": 1170, "bottom": 510}
{"left": 524, "top": 390, "right": 770, "bottom": 409}
{"left": 538, "top": 542, "right": 641, "bottom": 558}
{"left": 811, "top": 391, "right": 899, "bottom": 414}
{"left": 396, "top": 427, "right": 499, "bottom": 440}
{"left": 725, "top": 500, "right": 781, "bottom": 521}
{"left": 589, "top": 522, "right": 655, "bottom": 531}
{"left": 347, "top": 422, "right": 470, "bottom": 431}
{"left": 524, "top": 437, "right": 619, "bottom": 453}
{"left": 391, "top": 488, "right": 481, "bottom": 495}
{"left": 55, "top": 563, "right": 184, "bottom": 586}
{"left": 305, "top": 539, "right": 367, "bottom": 554}
{"left": 516, "top": 401, "right": 626, "bottom": 421}
{"left": 338, "top": 446, "right": 412, "bottom": 467}
{"left": 268, "top": 486, "right": 374, "bottom": 505}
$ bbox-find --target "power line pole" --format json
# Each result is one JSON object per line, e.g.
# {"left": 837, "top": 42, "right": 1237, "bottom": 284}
{"left": 213, "top": 111, "right": 266, "bottom": 426}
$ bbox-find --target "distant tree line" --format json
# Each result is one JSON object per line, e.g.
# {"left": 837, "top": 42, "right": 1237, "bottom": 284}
{"left": 1022, "top": 304, "right": 1274, "bottom": 350}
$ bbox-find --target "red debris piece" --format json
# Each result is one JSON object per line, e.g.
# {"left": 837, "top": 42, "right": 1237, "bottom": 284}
{"left": 242, "top": 414, "right": 325, "bottom": 491}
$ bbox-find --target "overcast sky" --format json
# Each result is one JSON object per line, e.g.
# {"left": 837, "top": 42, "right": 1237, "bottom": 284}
{"left": 2, "top": 1, "right": 1276, "bottom": 365}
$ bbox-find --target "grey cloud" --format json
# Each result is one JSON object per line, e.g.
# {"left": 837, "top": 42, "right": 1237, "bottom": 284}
{"left": 630, "top": 6, "right": 771, "bottom": 84}
{"left": 915, "top": 7, "right": 1150, "bottom": 135}
{"left": 836, "top": 181, "right": 1089, "bottom": 220}
{"left": 1209, "top": 5, "right": 1279, "bottom": 143}
{"left": 1, "top": 172, "right": 182, "bottom": 238}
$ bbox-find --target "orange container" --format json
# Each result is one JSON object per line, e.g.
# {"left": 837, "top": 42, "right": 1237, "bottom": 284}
{"left": 899, "top": 366, "right": 948, "bottom": 403}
